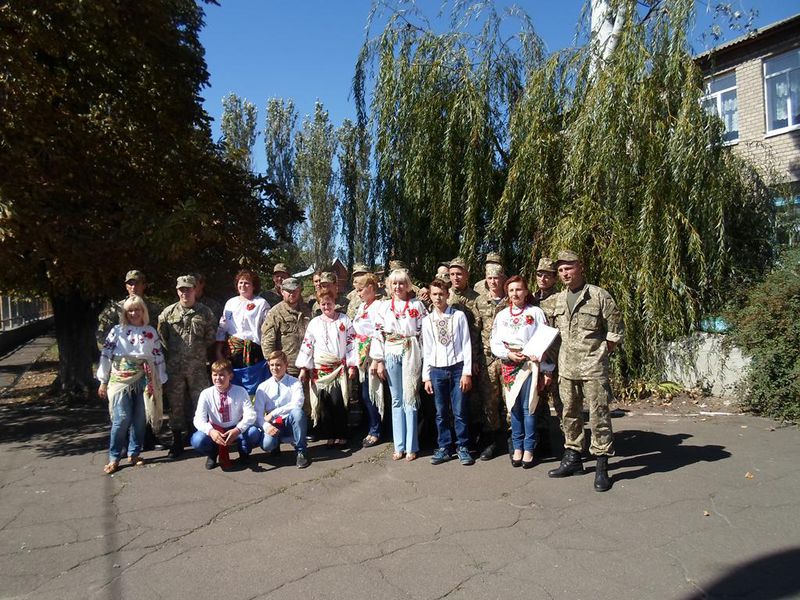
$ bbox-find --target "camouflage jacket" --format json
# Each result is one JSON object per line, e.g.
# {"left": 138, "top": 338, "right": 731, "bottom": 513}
{"left": 157, "top": 301, "right": 217, "bottom": 367}
{"left": 198, "top": 295, "right": 224, "bottom": 323}
{"left": 552, "top": 283, "right": 623, "bottom": 380}
{"left": 475, "top": 292, "right": 506, "bottom": 359}
{"left": 533, "top": 288, "right": 560, "bottom": 368}
{"left": 447, "top": 286, "right": 483, "bottom": 367}
{"left": 96, "top": 297, "right": 162, "bottom": 346}
{"left": 260, "top": 300, "right": 312, "bottom": 369}
{"left": 263, "top": 287, "right": 282, "bottom": 309}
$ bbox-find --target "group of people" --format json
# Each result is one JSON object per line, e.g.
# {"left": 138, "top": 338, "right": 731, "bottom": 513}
{"left": 95, "top": 250, "right": 623, "bottom": 492}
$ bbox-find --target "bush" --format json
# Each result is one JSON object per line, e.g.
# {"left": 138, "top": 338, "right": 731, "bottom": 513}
{"left": 726, "top": 247, "right": 800, "bottom": 422}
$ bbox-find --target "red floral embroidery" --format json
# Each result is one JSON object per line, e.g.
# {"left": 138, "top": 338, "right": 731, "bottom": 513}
{"left": 144, "top": 331, "right": 154, "bottom": 339}
{"left": 246, "top": 303, "right": 256, "bottom": 311}
{"left": 512, "top": 317, "right": 520, "bottom": 325}
{"left": 339, "top": 322, "right": 345, "bottom": 332}
{"left": 408, "top": 308, "right": 419, "bottom": 318}
{"left": 525, "top": 315, "right": 534, "bottom": 325}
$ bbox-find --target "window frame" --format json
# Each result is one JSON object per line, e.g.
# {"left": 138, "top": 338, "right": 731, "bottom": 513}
{"left": 763, "top": 47, "right": 800, "bottom": 136}
{"left": 702, "top": 70, "right": 739, "bottom": 144}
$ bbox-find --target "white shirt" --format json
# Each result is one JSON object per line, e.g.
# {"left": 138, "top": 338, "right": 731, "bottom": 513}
{"left": 253, "top": 374, "right": 304, "bottom": 427}
{"left": 216, "top": 296, "right": 270, "bottom": 344}
{"left": 352, "top": 299, "right": 382, "bottom": 338}
{"left": 490, "top": 304, "right": 554, "bottom": 372}
{"left": 193, "top": 384, "right": 255, "bottom": 435}
{"left": 295, "top": 313, "right": 358, "bottom": 370}
{"left": 369, "top": 297, "right": 428, "bottom": 361}
{"left": 96, "top": 325, "right": 168, "bottom": 384}
{"left": 421, "top": 306, "right": 472, "bottom": 381}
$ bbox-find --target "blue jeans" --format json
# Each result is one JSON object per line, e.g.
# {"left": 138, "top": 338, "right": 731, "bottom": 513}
{"left": 190, "top": 428, "right": 249, "bottom": 457}
{"left": 360, "top": 373, "right": 382, "bottom": 438}
{"left": 509, "top": 375, "right": 537, "bottom": 452}
{"left": 108, "top": 378, "right": 147, "bottom": 462}
{"left": 386, "top": 353, "right": 418, "bottom": 454}
{"left": 243, "top": 408, "right": 308, "bottom": 453}
{"left": 429, "top": 362, "right": 470, "bottom": 451}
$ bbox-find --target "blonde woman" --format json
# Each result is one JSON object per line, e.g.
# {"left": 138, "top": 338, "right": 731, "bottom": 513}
{"left": 97, "top": 295, "right": 168, "bottom": 474}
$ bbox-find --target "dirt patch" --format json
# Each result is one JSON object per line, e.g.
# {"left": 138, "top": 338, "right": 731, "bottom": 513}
{"left": 612, "top": 392, "right": 743, "bottom": 416}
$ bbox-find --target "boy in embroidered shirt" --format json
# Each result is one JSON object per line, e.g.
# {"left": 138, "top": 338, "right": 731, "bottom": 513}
{"left": 191, "top": 359, "right": 256, "bottom": 471}
{"left": 247, "top": 351, "right": 311, "bottom": 469}
{"left": 422, "top": 279, "right": 475, "bottom": 466}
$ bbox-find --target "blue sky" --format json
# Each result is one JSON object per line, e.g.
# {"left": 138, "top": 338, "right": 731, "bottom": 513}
{"left": 199, "top": 1, "right": 799, "bottom": 172}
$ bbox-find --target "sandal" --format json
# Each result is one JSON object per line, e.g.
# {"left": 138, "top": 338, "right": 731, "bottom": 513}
{"left": 405, "top": 453, "right": 417, "bottom": 462}
{"left": 362, "top": 435, "right": 379, "bottom": 448}
{"left": 128, "top": 455, "right": 145, "bottom": 467}
{"left": 103, "top": 462, "right": 119, "bottom": 475}
{"left": 392, "top": 451, "right": 405, "bottom": 461}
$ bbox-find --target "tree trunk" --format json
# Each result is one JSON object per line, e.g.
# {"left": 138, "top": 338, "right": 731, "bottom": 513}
{"left": 51, "top": 288, "right": 105, "bottom": 402}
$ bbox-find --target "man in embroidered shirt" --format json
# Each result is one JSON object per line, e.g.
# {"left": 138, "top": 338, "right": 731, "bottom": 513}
{"left": 547, "top": 250, "right": 623, "bottom": 492}
{"left": 190, "top": 359, "right": 256, "bottom": 471}
{"left": 247, "top": 351, "right": 311, "bottom": 468}
{"left": 423, "top": 279, "right": 474, "bottom": 466}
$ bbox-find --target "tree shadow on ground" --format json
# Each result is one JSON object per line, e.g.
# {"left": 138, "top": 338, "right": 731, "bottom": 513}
{"left": 681, "top": 546, "right": 800, "bottom": 600}
{"left": 0, "top": 396, "right": 108, "bottom": 458}
{"left": 610, "top": 429, "right": 731, "bottom": 481}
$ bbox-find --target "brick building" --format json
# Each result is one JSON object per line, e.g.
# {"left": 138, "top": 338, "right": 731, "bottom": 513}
{"left": 697, "top": 13, "right": 800, "bottom": 243}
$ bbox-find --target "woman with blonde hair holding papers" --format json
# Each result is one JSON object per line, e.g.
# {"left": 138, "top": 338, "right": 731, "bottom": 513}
{"left": 490, "top": 276, "right": 553, "bottom": 469}
{"left": 97, "top": 295, "right": 168, "bottom": 475}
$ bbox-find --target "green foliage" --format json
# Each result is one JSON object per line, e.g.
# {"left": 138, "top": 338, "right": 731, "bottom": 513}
{"left": 726, "top": 248, "right": 800, "bottom": 422}
{"left": 220, "top": 93, "right": 258, "bottom": 171}
{"left": 336, "top": 119, "right": 373, "bottom": 269}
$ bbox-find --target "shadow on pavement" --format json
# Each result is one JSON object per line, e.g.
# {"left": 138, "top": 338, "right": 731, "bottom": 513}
{"left": 610, "top": 429, "right": 731, "bottom": 481}
{"left": 681, "top": 546, "right": 800, "bottom": 600}
{"left": 0, "top": 398, "right": 107, "bottom": 458}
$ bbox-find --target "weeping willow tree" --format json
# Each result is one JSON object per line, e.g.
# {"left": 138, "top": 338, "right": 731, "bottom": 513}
{"left": 357, "top": 0, "right": 773, "bottom": 379}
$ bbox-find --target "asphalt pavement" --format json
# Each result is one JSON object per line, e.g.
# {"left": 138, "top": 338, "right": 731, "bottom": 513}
{"left": 0, "top": 338, "right": 798, "bottom": 600}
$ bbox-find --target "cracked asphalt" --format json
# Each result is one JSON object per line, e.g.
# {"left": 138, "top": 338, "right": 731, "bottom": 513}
{"left": 0, "top": 361, "right": 798, "bottom": 598}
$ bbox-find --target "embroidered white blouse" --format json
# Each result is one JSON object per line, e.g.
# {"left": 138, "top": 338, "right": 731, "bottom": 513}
{"left": 253, "top": 374, "right": 304, "bottom": 427}
{"left": 96, "top": 325, "right": 168, "bottom": 384}
{"left": 421, "top": 306, "right": 472, "bottom": 381}
{"left": 490, "top": 304, "right": 554, "bottom": 372}
{"left": 295, "top": 313, "right": 358, "bottom": 370}
{"left": 193, "top": 384, "right": 255, "bottom": 434}
{"left": 369, "top": 297, "right": 428, "bottom": 361}
{"left": 216, "top": 295, "right": 270, "bottom": 344}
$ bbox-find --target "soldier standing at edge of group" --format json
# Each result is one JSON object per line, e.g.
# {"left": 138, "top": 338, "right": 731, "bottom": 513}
{"left": 547, "top": 250, "right": 623, "bottom": 492}
{"left": 157, "top": 275, "right": 217, "bottom": 459}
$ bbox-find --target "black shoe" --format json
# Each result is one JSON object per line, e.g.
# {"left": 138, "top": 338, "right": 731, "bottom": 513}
{"left": 522, "top": 457, "right": 535, "bottom": 469}
{"left": 167, "top": 430, "right": 183, "bottom": 460}
{"left": 238, "top": 452, "right": 250, "bottom": 467}
{"left": 594, "top": 456, "right": 612, "bottom": 492}
{"left": 270, "top": 447, "right": 281, "bottom": 458}
{"left": 510, "top": 453, "right": 523, "bottom": 468}
{"left": 296, "top": 451, "right": 311, "bottom": 469}
{"left": 205, "top": 456, "right": 217, "bottom": 470}
{"left": 548, "top": 449, "right": 583, "bottom": 478}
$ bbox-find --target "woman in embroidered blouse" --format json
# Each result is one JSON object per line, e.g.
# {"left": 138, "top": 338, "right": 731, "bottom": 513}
{"left": 370, "top": 269, "right": 429, "bottom": 462}
{"left": 97, "top": 295, "right": 168, "bottom": 475}
{"left": 490, "top": 276, "right": 553, "bottom": 469}
{"left": 352, "top": 274, "right": 384, "bottom": 447}
{"left": 216, "top": 269, "right": 270, "bottom": 369}
{"left": 296, "top": 290, "right": 358, "bottom": 447}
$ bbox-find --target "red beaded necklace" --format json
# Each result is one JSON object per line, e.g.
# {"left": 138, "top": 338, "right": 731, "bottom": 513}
{"left": 509, "top": 303, "right": 525, "bottom": 317}
{"left": 391, "top": 297, "right": 409, "bottom": 319}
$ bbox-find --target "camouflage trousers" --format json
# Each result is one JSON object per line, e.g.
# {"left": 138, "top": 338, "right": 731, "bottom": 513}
{"left": 538, "top": 369, "right": 563, "bottom": 419}
{"left": 165, "top": 361, "right": 210, "bottom": 432}
{"left": 559, "top": 377, "right": 614, "bottom": 456}
{"left": 475, "top": 356, "right": 503, "bottom": 432}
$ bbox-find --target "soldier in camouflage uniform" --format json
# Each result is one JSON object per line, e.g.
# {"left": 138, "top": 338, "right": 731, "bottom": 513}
{"left": 260, "top": 278, "right": 311, "bottom": 380}
{"left": 192, "top": 272, "right": 223, "bottom": 323}
{"left": 447, "top": 257, "right": 483, "bottom": 447}
{"left": 309, "top": 272, "right": 349, "bottom": 316}
{"left": 547, "top": 250, "right": 623, "bottom": 492}
{"left": 474, "top": 263, "right": 507, "bottom": 460}
{"left": 472, "top": 252, "right": 503, "bottom": 295}
{"left": 157, "top": 275, "right": 217, "bottom": 459}
{"left": 345, "top": 263, "right": 371, "bottom": 319}
{"left": 264, "top": 263, "right": 290, "bottom": 308}
{"left": 532, "top": 258, "right": 563, "bottom": 420}
{"left": 96, "top": 270, "right": 162, "bottom": 346}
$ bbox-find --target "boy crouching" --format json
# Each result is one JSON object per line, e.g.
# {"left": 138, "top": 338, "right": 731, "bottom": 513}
{"left": 191, "top": 359, "right": 256, "bottom": 470}
{"left": 246, "top": 351, "right": 311, "bottom": 469}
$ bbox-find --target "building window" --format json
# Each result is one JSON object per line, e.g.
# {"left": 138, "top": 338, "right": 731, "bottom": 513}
{"left": 702, "top": 71, "right": 738, "bottom": 142}
{"left": 764, "top": 48, "right": 800, "bottom": 133}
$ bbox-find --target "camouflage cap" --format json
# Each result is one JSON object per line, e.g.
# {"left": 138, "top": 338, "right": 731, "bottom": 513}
{"left": 536, "top": 258, "right": 557, "bottom": 273}
{"left": 485, "top": 263, "right": 505, "bottom": 277}
{"left": 437, "top": 260, "right": 451, "bottom": 269}
{"left": 388, "top": 259, "right": 408, "bottom": 271}
{"left": 319, "top": 272, "right": 337, "bottom": 284}
{"left": 485, "top": 252, "right": 503, "bottom": 265}
{"left": 175, "top": 275, "right": 196, "bottom": 288}
{"left": 352, "top": 262, "right": 370, "bottom": 276}
{"left": 281, "top": 277, "right": 300, "bottom": 292}
{"left": 125, "top": 270, "right": 145, "bottom": 283}
{"left": 449, "top": 257, "right": 468, "bottom": 271}
{"left": 273, "top": 263, "right": 289, "bottom": 275}
{"left": 556, "top": 250, "right": 581, "bottom": 264}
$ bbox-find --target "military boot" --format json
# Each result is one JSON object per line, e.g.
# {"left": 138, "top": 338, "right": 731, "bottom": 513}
{"left": 594, "top": 456, "right": 612, "bottom": 492}
{"left": 547, "top": 448, "right": 583, "bottom": 478}
{"left": 479, "top": 430, "right": 499, "bottom": 461}
{"left": 167, "top": 430, "right": 183, "bottom": 460}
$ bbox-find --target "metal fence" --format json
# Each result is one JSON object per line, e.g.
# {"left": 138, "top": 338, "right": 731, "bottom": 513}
{"left": 0, "top": 296, "right": 53, "bottom": 331}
